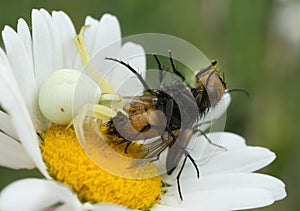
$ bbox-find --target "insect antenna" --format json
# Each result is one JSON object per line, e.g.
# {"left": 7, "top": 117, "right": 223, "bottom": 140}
{"left": 105, "top": 57, "right": 155, "bottom": 95}
{"left": 225, "top": 88, "right": 250, "bottom": 97}
{"left": 168, "top": 50, "right": 185, "bottom": 81}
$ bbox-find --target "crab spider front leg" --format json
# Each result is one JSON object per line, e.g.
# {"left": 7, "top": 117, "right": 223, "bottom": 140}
{"left": 75, "top": 104, "right": 117, "bottom": 125}
{"left": 74, "top": 25, "right": 117, "bottom": 95}
{"left": 74, "top": 104, "right": 117, "bottom": 147}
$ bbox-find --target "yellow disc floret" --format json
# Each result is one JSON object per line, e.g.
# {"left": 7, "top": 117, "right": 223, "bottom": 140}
{"left": 40, "top": 125, "right": 162, "bottom": 210}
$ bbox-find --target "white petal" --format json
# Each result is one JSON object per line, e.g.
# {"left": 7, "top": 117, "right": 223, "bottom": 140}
{"left": 32, "top": 9, "right": 56, "bottom": 88}
{"left": 0, "top": 132, "right": 35, "bottom": 169}
{"left": 52, "top": 10, "right": 77, "bottom": 69}
{"left": 2, "top": 25, "right": 36, "bottom": 107}
{"left": 107, "top": 42, "right": 146, "bottom": 96}
{"left": 83, "top": 16, "right": 100, "bottom": 56}
{"left": 0, "top": 110, "right": 18, "bottom": 140}
{"left": 152, "top": 204, "right": 184, "bottom": 211}
{"left": 40, "top": 8, "right": 64, "bottom": 71}
{"left": 162, "top": 132, "right": 248, "bottom": 182}
{"left": 178, "top": 147, "right": 275, "bottom": 181}
{"left": 200, "top": 147, "right": 275, "bottom": 176}
{"left": 17, "top": 18, "right": 33, "bottom": 68}
{"left": 2, "top": 23, "right": 48, "bottom": 132}
{"left": 74, "top": 14, "right": 122, "bottom": 71}
{"left": 164, "top": 189, "right": 275, "bottom": 211}
{"left": 162, "top": 173, "right": 286, "bottom": 210}
{"left": 0, "top": 48, "right": 49, "bottom": 178}
{"left": 83, "top": 202, "right": 133, "bottom": 211}
{"left": 0, "top": 179, "right": 82, "bottom": 211}
{"left": 93, "top": 14, "right": 122, "bottom": 55}
{"left": 190, "top": 132, "right": 247, "bottom": 163}
{"left": 55, "top": 204, "right": 77, "bottom": 211}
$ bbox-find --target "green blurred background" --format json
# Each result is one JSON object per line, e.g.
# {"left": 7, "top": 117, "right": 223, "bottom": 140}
{"left": 0, "top": 0, "right": 299, "bottom": 210}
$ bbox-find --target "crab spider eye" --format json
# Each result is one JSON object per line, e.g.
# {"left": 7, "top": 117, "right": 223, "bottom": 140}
{"left": 39, "top": 69, "right": 102, "bottom": 125}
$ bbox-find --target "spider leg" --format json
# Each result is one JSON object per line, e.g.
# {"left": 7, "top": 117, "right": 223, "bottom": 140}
{"left": 74, "top": 26, "right": 116, "bottom": 94}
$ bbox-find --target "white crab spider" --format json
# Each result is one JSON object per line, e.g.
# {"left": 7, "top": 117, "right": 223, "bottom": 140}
{"left": 39, "top": 26, "right": 121, "bottom": 125}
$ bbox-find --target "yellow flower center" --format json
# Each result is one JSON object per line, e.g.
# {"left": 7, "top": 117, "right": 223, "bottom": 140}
{"left": 40, "top": 125, "right": 162, "bottom": 210}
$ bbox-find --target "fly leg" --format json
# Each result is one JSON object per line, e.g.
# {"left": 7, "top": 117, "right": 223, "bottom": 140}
{"left": 124, "top": 123, "right": 151, "bottom": 153}
{"left": 125, "top": 122, "right": 165, "bottom": 153}
{"left": 176, "top": 150, "right": 200, "bottom": 201}
{"left": 105, "top": 57, "right": 155, "bottom": 96}
{"left": 168, "top": 50, "right": 185, "bottom": 81}
{"left": 195, "top": 118, "right": 218, "bottom": 128}
{"left": 176, "top": 155, "right": 188, "bottom": 201}
{"left": 152, "top": 53, "right": 164, "bottom": 85}
{"left": 194, "top": 128, "right": 227, "bottom": 151}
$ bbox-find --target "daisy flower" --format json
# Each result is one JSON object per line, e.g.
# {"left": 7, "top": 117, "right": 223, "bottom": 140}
{"left": 0, "top": 9, "right": 286, "bottom": 211}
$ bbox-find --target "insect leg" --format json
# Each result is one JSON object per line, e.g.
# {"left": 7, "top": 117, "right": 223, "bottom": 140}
{"left": 124, "top": 123, "right": 151, "bottom": 153}
{"left": 74, "top": 26, "right": 116, "bottom": 94}
{"left": 152, "top": 53, "right": 164, "bottom": 84}
{"left": 185, "top": 152, "right": 200, "bottom": 178}
{"left": 168, "top": 50, "right": 185, "bottom": 81}
{"left": 176, "top": 154, "right": 188, "bottom": 201}
{"left": 105, "top": 57, "right": 155, "bottom": 95}
{"left": 124, "top": 121, "right": 165, "bottom": 153}
{"left": 194, "top": 118, "right": 219, "bottom": 128}
{"left": 195, "top": 129, "right": 227, "bottom": 150}
{"left": 165, "top": 126, "right": 176, "bottom": 139}
{"left": 225, "top": 88, "right": 250, "bottom": 96}
{"left": 176, "top": 150, "right": 199, "bottom": 200}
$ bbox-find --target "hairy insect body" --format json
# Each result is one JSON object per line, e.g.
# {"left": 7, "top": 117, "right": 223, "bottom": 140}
{"left": 192, "top": 64, "right": 226, "bottom": 115}
{"left": 109, "top": 100, "right": 164, "bottom": 142}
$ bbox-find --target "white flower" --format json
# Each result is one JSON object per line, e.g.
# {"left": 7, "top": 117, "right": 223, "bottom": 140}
{"left": 0, "top": 8, "right": 286, "bottom": 211}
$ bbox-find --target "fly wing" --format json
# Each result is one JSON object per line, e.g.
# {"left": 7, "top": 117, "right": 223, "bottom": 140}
{"left": 129, "top": 133, "right": 172, "bottom": 168}
{"left": 166, "top": 128, "right": 194, "bottom": 175}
